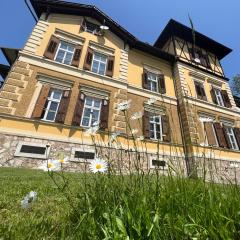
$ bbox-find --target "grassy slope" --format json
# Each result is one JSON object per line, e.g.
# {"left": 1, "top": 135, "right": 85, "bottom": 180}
{"left": 1, "top": 167, "right": 240, "bottom": 239}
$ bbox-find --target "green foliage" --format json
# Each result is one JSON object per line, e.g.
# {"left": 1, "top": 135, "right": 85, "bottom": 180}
{"left": 1, "top": 168, "right": 240, "bottom": 239}
{"left": 233, "top": 74, "right": 240, "bottom": 96}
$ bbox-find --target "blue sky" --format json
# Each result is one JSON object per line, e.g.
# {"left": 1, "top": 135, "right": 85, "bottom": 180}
{"left": 0, "top": 0, "right": 239, "bottom": 84}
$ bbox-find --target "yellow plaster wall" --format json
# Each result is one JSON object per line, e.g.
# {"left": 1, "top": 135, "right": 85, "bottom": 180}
{"left": 128, "top": 49, "right": 176, "bottom": 98}
{"left": 35, "top": 14, "right": 124, "bottom": 79}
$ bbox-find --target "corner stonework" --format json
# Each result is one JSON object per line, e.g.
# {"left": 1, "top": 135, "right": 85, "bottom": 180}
{"left": 0, "top": 61, "right": 33, "bottom": 115}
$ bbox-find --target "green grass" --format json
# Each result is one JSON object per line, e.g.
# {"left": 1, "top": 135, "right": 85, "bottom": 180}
{"left": 1, "top": 167, "right": 240, "bottom": 239}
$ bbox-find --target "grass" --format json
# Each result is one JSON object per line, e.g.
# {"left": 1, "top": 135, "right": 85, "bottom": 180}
{"left": 1, "top": 167, "right": 240, "bottom": 239}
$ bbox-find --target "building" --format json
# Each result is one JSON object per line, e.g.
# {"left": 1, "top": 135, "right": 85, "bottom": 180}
{"left": 0, "top": 0, "right": 239, "bottom": 180}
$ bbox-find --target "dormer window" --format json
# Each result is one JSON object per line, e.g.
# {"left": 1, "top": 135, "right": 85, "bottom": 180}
{"left": 81, "top": 20, "right": 101, "bottom": 35}
{"left": 188, "top": 48, "right": 211, "bottom": 69}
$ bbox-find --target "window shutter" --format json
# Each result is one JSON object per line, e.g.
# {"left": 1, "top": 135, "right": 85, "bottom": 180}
{"left": 221, "top": 90, "right": 232, "bottom": 108}
{"left": 234, "top": 128, "right": 240, "bottom": 148}
{"left": 213, "top": 122, "right": 228, "bottom": 148}
{"left": 106, "top": 56, "right": 115, "bottom": 77}
{"left": 222, "top": 125, "right": 231, "bottom": 149}
{"left": 158, "top": 74, "right": 166, "bottom": 94}
{"left": 32, "top": 85, "right": 50, "bottom": 118}
{"left": 83, "top": 48, "right": 94, "bottom": 71}
{"left": 100, "top": 99, "right": 109, "bottom": 130}
{"left": 200, "top": 85, "right": 207, "bottom": 101}
{"left": 210, "top": 88, "right": 217, "bottom": 104}
{"left": 204, "top": 122, "right": 217, "bottom": 146}
{"left": 72, "top": 92, "right": 85, "bottom": 126}
{"left": 142, "top": 111, "right": 150, "bottom": 138}
{"left": 44, "top": 35, "right": 60, "bottom": 60}
{"left": 55, "top": 90, "right": 72, "bottom": 124}
{"left": 195, "top": 82, "right": 206, "bottom": 101}
{"left": 71, "top": 45, "right": 82, "bottom": 67}
{"left": 162, "top": 115, "right": 171, "bottom": 142}
{"left": 142, "top": 69, "right": 148, "bottom": 90}
{"left": 80, "top": 18, "right": 86, "bottom": 32}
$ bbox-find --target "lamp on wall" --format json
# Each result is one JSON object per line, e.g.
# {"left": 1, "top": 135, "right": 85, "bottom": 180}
{"left": 99, "top": 19, "right": 109, "bottom": 35}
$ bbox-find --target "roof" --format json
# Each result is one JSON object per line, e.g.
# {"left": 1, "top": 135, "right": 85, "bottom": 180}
{"left": 1, "top": 47, "right": 20, "bottom": 65}
{"left": 0, "top": 64, "right": 10, "bottom": 79}
{"left": 29, "top": 0, "right": 175, "bottom": 63}
{"left": 154, "top": 19, "right": 232, "bottom": 60}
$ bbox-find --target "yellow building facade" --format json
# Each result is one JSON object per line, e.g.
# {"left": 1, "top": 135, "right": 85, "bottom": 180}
{"left": 0, "top": 0, "right": 239, "bottom": 180}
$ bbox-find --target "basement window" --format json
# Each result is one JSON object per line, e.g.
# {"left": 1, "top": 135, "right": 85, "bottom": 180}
{"left": 14, "top": 142, "right": 50, "bottom": 159}
{"left": 71, "top": 147, "right": 95, "bottom": 162}
{"left": 74, "top": 151, "right": 95, "bottom": 159}
{"left": 150, "top": 156, "right": 168, "bottom": 169}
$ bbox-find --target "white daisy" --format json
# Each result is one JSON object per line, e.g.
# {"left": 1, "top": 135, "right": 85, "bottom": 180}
{"left": 131, "top": 129, "right": 139, "bottom": 135}
{"left": 84, "top": 125, "right": 99, "bottom": 136}
{"left": 58, "top": 156, "right": 69, "bottom": 164}
{"left": 89, "top": 158, "right": 108, "bottom": 173}
{"left": 21, "top": 191, "right": 37, "bottom": 209}
{"left": 136, "top": 136, "right": 145, "bottom": 141}
{"left": 131, "top": 111, "right": 143, "bottom": 120}
{"left": 147, "top": 97, "right": 157, "bottom": 105}
{"left": 117, "top": 100, "right": 132, "bottom": 111}
{"left": 39, "top": 159, "right": 61, "bottom": 172}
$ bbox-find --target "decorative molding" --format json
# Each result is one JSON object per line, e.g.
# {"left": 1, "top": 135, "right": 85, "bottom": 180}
{"left": 89, "top": 40, "right": 115, "bottom": 55}
{"left": 207, "top": 78, "right": 222, "bottom": 87}
{"left": 219, "top": 117, "right": 234, "bottom": 126}
{"left": 80, "top": 85, "right": 110, "bottom": 99}
{"left": 55, "top": 28, "right": 85, "bottom": 45}
{"left": 143, "top": 63, "right": 163, "bottom": 74}
{"left": 144, "top": 103, "right": 166, "bottom": 115}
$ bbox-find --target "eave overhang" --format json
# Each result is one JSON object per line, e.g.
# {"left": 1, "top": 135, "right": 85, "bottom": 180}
{"left": 1, "top": 47, "right": 20, "bottom": 65}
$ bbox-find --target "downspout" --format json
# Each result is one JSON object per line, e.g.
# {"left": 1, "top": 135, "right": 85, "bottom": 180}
{"left": 24, "top": 0, "right": 38, "bottom": 23}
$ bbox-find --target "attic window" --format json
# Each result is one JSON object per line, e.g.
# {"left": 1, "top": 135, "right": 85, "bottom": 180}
{"left": 82, "top": 20, "right": 101, "bottom": 35}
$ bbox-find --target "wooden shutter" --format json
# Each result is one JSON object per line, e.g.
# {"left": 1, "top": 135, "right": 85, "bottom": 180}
{"left": 100, "top": 99, "right": 109, "bottom": 130}
{"left": 142, "top": 69, "right": 148, "bottom": 90}
{"left": 210, "top": 88, "right": 217, "bottom": 104}
{"left": 72, "top": 92, "right": 85, "bottom": 126}
{"left": 80, "top": 18, "right": 86, "bottom": 32}
{"left": 44, "top": 35, "right": 60, "bottom": 60}
{"left": 158, "top": 74, "right": 166, "bottom": 94}
{"left": 234, "top": 128, "right": 240, "bottom": 148}
{"left": 221, "top": 90, "right": 232, "bottom": 108}
{"left": 106, "top": 56, "right": 115, "bottom": 77}
{"left": 213, "top": 122, "right": 228, "bottom": 148}
{"left": 162, "top": 115, "right": 171, "bottom": 142}
{"left": 195, "top": 82, "right": 206, "bottom": 101}
{"left": 32, "top": 85, "right": 50, "bottom": 118}
{"left": 55, "top": 90, "right": 72, "bottom": 124}
{"left": 222, "top": 125, "right": 231, "bottom": 149}
{"left": 204, "top": 122, "right": 217, "bottom": 146}
{"left": 142, "top": 111, "right": 150, "bottom": 138}
{"left": 71, "top": 45, "right": 82, "bottom": 67}
{"left": 83, "top": 48, "right": 94, "bottom": 71}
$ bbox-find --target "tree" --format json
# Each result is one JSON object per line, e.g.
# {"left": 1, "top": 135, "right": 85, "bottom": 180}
{"left": 233, "top": 74, "right": 240, "bottom": 96}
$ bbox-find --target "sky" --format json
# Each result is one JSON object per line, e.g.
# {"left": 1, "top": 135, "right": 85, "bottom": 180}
{"left": 0, "top": 0, "right": 239, "bottom": 85}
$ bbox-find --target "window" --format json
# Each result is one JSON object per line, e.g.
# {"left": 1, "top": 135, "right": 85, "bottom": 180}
{"left": 42, "top": 89, "right": 62, "bottom": 122}
{"left": 147, "top": 72, "right": 158, "bottom": 92}
{"left": 189, "top": 48, "right": 211, "bottom": 69}
{"left": 81, "top": 96, "right": 102, "bottom": 127}
{"left": 225, "top": 127, "right": 239, "bottom": 150}
{"left": 194, "top": 81, "right": 207, "bottom": 101}
{"left": 55, "top": 41, "right": 75, "bottom": 65}
{"left": 91, "top": 52, "right": 108, "bottom": 75}
{"left": 149, "top": 115, "right": 162, "bottom": 140}
{"left": 14, "top": 142, "right": 50, "bottom": 159}
{"left": 82, "top": 20, "right": 101, "bottom": 35}
{"left": 214, "top": 88, "right": 224, "bottom": 107}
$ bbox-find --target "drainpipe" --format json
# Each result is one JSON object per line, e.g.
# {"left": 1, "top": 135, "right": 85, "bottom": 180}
{"left": 24, "top": 0, "right": 38, "bottom": 23}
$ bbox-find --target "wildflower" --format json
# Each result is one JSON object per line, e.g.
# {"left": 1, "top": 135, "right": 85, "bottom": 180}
{"left": 117, "top": 99, "right": 132, "bottom": 111}
{"left": 136, "top": 136, "right": 144, "bottom": 141}
{"left": 58, "top": 156, "right": 69, "bottom": 164}
{"left": 147, "top": 97, "right": 157, "bottom": 105}
{"left": 131, "top": 111, "right": 143, "bottom": 120}
{"left": 84, "top": 125, "right": 99, "bottom": 136}
{"left": 89, "top": 158, "right": 108, "bottom": 173}
{"left": 39, "top": 159, "right": 61, "bottom": 172}
{"left": 21, "top": 191, "right": 37, "bottom": 209}
{"left": 109, "top": 132, "right": 121, "bottom": 143}
{"left": 131, "top": 129, "right": 139, "bottom": 135}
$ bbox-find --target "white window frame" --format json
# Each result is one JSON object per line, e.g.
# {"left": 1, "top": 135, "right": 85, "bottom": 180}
{"left": 80, "top": 96, "right": 102, "bottom": 128}
{"left": 42, "top": 88, "right": 63, "bottom": 122}
{"left": 14, "top": 142, "right": 50, "bottom": 159}
{"left": 147, "top": 72, "right": 159, "bottom": 92}
{"left": 149, "top": 115, "right": 163, "bottom": 141}
{"left": 91, "top": 52, "right": 108, "bottom": 75}
{"left": 225, "top": 126, "right": 239, "bottom": 150}
{"left": 213, "top": 88, "right": 225, "bottom": 107}
{"left": 54, "top": 41, "right": 75, "bottom": 65}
